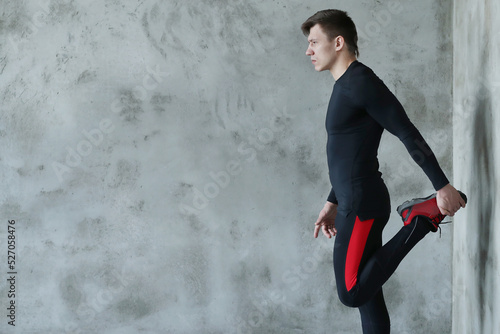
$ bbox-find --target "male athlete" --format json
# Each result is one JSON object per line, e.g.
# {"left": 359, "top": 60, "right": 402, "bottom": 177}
{"left": 301, "top": 9, "right": 466, "bottom": 334}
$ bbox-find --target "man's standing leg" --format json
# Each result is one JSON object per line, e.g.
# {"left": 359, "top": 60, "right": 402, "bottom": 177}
{"left": 358, "top": 289, "right": 390, "bottom": 334}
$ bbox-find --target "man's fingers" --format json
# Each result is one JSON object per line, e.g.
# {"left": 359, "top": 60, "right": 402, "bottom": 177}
{"left": 439, "top": 206, "right": 451, "bottom": 216}
{"left": 441, "top": 207, "right": 459, "bottom": 216}
{"left": 314, "top": 223, "right": 333, "bottom": 239}
{"left": 314, "top": 218, "right": 336, "bottom": 239}
{"left": 315, "top": 212, "right": 325, "bottom": 226}
{"left": 314, "top": 224, "right": 321, "bottom": 238}
{"left": 322, "top": 225, "right": 331, "bottom": 238}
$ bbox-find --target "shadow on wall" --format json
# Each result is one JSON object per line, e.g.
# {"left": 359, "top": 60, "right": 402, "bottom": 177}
{"left": 471, "top": 56, "right": 496, "bottom": 331}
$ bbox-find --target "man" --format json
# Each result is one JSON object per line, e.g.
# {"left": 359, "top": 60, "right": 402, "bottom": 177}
{"left": 301, "top": 9, "right": 466, "bottom": 334}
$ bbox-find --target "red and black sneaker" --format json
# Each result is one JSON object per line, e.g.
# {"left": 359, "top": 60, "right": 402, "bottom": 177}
{"left": 396, "top": 191, "right": 467, "bottom": 232}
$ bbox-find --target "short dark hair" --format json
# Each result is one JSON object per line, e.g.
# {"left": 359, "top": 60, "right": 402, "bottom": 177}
{"left": 301, "top": 9, "right": 359, "bottom": 57}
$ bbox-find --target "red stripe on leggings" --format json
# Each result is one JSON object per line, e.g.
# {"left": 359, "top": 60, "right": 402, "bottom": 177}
{"left": 345, "top": 216, "right": 374, "bottom": 291}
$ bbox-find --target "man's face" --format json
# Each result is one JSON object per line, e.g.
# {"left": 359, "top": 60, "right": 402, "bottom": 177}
{"left": 306, "top": 24, "right": 337, "bottom": 72}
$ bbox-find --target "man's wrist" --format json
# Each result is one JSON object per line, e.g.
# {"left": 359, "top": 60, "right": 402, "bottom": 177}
{"left": 437, "top": 183, "right": 451, "bottom": 193}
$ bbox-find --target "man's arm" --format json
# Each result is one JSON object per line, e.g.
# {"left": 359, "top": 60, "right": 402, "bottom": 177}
{"left": 327, "top": 188, "right": 338, "bottom": 205}
{"left": 356, "top": 68, "right": 463, "bottom": 214}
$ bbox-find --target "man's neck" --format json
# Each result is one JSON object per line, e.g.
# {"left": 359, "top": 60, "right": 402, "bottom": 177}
{"left": 330, "top": 54, "right": 357, "bottom": 81}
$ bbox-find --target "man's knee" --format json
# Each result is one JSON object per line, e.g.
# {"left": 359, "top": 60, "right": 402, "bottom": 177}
{"left": 337, "top": 287, "right": 363, "bottom": 308}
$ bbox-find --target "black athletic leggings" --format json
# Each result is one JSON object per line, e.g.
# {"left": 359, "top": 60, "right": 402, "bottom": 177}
{"left": 333, "top": 211, "right": 431, "bottom": 333}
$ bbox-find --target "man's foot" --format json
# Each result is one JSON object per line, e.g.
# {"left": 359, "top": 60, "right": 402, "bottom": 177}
{"left": 396, "top": 191, "right": 468, "bottom": 232}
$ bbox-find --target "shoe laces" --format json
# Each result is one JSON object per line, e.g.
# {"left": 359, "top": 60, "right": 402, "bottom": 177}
{"left": 436, "top": 218, "right": 452, "bottom": 238}
{"left": 430, "top": 213, "right": 446, "bottom": 224}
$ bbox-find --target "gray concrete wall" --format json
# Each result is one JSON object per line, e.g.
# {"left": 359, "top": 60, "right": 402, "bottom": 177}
{"left": 0, "top": 1, "right": 453, "bottom": 333}
{"left": 453, "top": 0, "right": 500, "bottom": 333}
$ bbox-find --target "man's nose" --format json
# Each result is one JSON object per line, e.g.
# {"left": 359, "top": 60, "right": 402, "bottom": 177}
{"left": 306, "top": 47, "right": 313, "bottom": 56}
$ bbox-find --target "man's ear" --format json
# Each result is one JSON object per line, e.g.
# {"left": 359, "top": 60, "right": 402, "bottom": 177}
{"left": 334, "top": 36, "right": 345, "bottom": 51}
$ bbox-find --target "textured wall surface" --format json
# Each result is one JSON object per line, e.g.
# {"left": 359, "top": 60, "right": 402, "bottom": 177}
{"left": 0, "top": 0, "right": 453, "bottom": 333}
{"left": 453, "top": 0, "right": 500, "bottom": 333}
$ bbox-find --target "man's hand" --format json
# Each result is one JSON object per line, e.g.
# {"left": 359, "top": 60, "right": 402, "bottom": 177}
{"left": 436, "top": 184, "right": 466, "bottom": 216}
{"left": 314, "top": 201, "right": 338, "bottom": 238}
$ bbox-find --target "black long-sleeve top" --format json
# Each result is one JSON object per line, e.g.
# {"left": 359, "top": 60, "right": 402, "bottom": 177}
{"left": 326, "top": 61, "right": 449, "bottom": 217}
